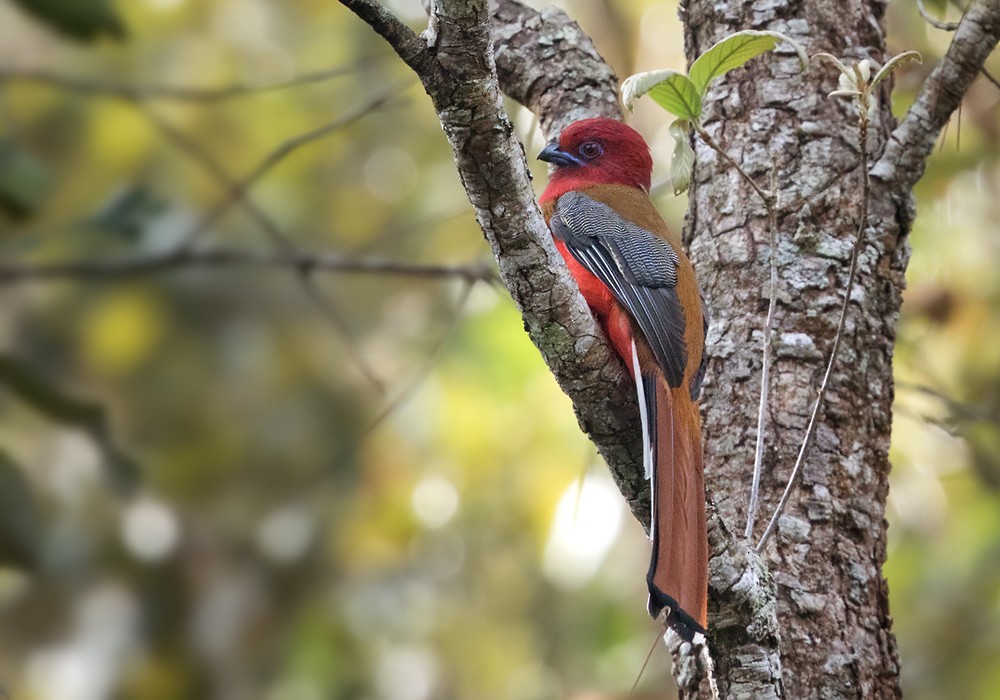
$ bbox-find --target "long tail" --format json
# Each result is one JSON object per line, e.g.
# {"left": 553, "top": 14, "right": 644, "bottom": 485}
{"left": 641, "top": 371, "right": 708, "bottom": 641}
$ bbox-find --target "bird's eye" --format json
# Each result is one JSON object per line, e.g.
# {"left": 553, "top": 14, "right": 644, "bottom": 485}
{"left": 579, "top": 141, "right": 603, "bottom": 159}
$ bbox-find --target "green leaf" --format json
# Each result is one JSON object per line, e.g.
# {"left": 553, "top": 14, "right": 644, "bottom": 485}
{"left": 689, "top": 30, "right": 809, "bottom": 96}
{"left": 668, "top": 120, "right": 695, "bottom": 195}
{"left": 621, "top": 70, "right": 701, "bottom": 120}
{"left": 10, "top": 0, "right": 126, "bottom": 42}
{"left": 0, "top": 353, "right": 140, "bottom": 493}
{"left": 0, "top": 448, "right": 42, "bottom": 569}
{"left": 0, "top": 140, "right": 53, "bottom": 220}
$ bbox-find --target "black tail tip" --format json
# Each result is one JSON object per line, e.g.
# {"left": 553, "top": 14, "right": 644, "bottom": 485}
{"left": 647, "top": 588, "right": 706, "bottom": 643}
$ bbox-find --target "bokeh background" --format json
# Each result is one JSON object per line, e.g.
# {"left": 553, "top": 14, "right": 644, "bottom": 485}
{"left": 0, "top": 0, "right": 997, "bottom": 698}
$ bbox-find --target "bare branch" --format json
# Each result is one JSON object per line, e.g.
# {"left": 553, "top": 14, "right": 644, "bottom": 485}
{"left": 0, "top": 248, "right": 496, "bottom": 284}
{"left": 872, "top": 0, "right": 1000, "bottom": 190}
{"left": 0, "top": 64, "right": 369, "bottom": 101}
{"left": 0, "top": 239, "right": 490, "bottom": 404}
{"left": 339, "top": 0, "right": 439, "bottom": 79}
{"left": 917, "top": 0, "right": 1000, "bottom": 89}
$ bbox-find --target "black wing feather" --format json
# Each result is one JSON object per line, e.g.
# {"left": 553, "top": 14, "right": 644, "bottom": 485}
{"left": 551, "top": 192, "right": 688, "bottom": 388}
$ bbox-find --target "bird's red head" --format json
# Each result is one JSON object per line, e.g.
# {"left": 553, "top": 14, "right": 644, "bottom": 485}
{"left": 538, "top": 117, "right": 653, "bottom": 204}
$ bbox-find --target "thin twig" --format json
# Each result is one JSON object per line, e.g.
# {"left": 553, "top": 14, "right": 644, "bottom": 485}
{"left": 320, "top": 277, "right": 477, "bottom": 493}
{"left": 136, "top": 103, "right": 243, "bottom": 202}
{"left": 757, "top": 117, "right": 871, "bottom": 551}
{"left": 630, "top": 621, "right": 669, "bottom": 697}
{"left": 0, "top": 248, "right": 496, "bottom": 283}
{"left": 300, "top": 276, "right": 390, "bottom": 392}
{"left": 173, "top": 90, "right": 399, "bottom": 249}
{"left": 916, "top": 0, "right": 961, "bottom": 30}
{"left": 691, "top": 124, "right": 779, "bottom": 541}
{"left": 140, "top": 105, "right": 294, "bottom": 266}
{"left": 362, "top": 279, "right": 476, "bottom": 436}
{"left": 744, "top": 168, "right": 780, "bottom": 539}
{"left": 695, "top": 125, "right": 774, "bottom": 205}
{"left": 0, "top": 63, "right": 371, "bottom": 101}
{"left": 980, "top": 67, "right": 1000, "bottom": 90}
{"left": 939, "top": 115, "right": 951, "bottom": 152}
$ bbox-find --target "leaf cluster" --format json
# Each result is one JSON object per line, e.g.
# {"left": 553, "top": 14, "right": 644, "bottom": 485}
{"left": 622, "top": 30, "right": 807, "bottom": 193}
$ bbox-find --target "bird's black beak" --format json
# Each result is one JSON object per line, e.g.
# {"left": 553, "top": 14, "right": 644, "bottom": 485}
{"left": 538, "top": 141, "right": 583, "bottom": 168}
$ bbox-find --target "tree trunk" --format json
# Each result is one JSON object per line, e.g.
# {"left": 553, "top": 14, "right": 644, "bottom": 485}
{"left": 682, "top": 0, "right": 902, "bottom": 696}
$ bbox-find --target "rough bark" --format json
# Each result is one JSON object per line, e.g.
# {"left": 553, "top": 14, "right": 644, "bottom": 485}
{"left": 339, "top": 0, "right": 1000, "bottom": 696}
{"left": 490, "top": 0, "right": 620, "bottom": 136}
{"left": 681, "top": 0, "right": 997, "bottom": 696}
{"left": 681, "top": 0, "right": 903, "bottom": 693}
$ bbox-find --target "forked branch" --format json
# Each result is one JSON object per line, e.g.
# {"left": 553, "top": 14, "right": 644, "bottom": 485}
{"left": 873, "top": 0, "right": 1000, "bottom": 190}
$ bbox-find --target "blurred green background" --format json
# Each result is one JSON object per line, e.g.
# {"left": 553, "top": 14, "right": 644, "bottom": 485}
{"left": 0, "top": 0, "right": 997, "bottom": 698}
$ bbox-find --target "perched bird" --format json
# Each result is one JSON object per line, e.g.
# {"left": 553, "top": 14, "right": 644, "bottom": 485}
{"left": 538, "top": 118, "right": 708, "bottom": 641}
